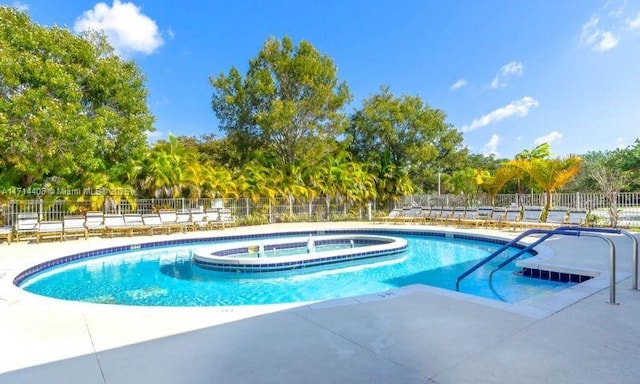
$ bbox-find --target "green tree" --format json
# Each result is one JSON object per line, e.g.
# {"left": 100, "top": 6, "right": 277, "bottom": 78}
{"left": 509, "top": 156, "right": 583, "bottom": 211}
{"left": 0, "top": 7, "right": 154, "bottom": 189}
{"left": 347, "top": 87, "right": 466, "bottom": 193}
{"left": 210, "top": 36, "right": 351, "bottom": 169}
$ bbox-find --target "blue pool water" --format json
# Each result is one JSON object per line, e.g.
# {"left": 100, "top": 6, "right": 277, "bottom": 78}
{"left": 19, "top": 232, "right": 572, "bottom": 306}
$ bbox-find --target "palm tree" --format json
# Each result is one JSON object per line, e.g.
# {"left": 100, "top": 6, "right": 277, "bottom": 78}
{"left": 513, "top": 143, "right": 552, "bottom": 203}
{"left": 480, "top": 166, "right": 520, "bottom": 206}
{"left": 509, "top": 156, "right": 583, "bottom": 212}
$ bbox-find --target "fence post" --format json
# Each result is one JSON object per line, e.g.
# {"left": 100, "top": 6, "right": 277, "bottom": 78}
{"left": 38, "top": 198, "right": 43, "bottom": 221}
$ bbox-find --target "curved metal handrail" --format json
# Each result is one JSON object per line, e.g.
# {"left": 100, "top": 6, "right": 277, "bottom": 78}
{"left": 487, "top": 227, "right": 623, "bottom": 283}
{"left": 454, "top": 228, "right": 581, "bottom": 291}
{"left": 457, "top": 226, "right": 637, "bottom": 305}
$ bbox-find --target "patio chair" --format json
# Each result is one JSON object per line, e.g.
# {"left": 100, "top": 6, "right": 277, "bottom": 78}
{"left": 123, "top": 213, "right": 151, "bottom": 235}
{"left": 36, "top": 220, "right": 64, "bottom": 243}
{"left": 0, "top": 226, "right": 13, "bottom": 245}
{"left": 158, "top": 209, "right": 187, "bottom": 233}
{"left": 205, "top": 208, "right": 223, "bottom": 228}
{"left": 85, "top": 211, "right": 105, "bottom": 236}
{"left": 434, "top": 207, "right": 453, "bottom": 225}
{"left": 63, "top": 215, "right": 88, "bottom": 240}
{"left": 567, "top": 209, "right": 588, "bottom": 226}
{"left": 379, "top": 208, "right": 402, "bottom": 223}
{"left": 189, "top": 209, "right": 210, "bottom": 230}
{"left": 498, "top": 207, "right": 522, "bottom": 230}
{"left": 519, "top": 206, "right": 544, "bottom": 229}
{"left": 176, "top": 210, "right": 194, "bottom": 231}
{"left": 15, "top": 213, "right": 39, "bottom": 242}
{"left": 485, "top": 207, "right": 506, "bottom": 228}
{"left": 142, "top": 213, "right": 169, "bottom": 235}
{"left": 459, "top": 207, "right": 478, "bottom": 227}
{"left": 104, "top": 214, "right": 133, "bottom": 237}
{"left": 443, "top": 207, "right": 466, "bottom": 226}
{"left": 424, "top": 206, "right": 442, "bottom": 223}
{"left": 218, "top": 208, "right": 237, "bottom": 228}
{"left": 402, "top": 206, "right": 423, "bottom": 224}
{"left": 539, "top": 208, "right": 569, "bottom": 229}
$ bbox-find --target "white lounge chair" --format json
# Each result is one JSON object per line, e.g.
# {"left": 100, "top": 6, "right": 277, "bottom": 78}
{"left": 142, "top": 213, "right": 169, "bottom": 235}
{"left": 123, "top": 213, "right": 150, "bottom": 235}
{"left": 0, "top": 226, "right": 13, "bottom": 245}
{"left": 63, "top": 215, "right": 88, "bottom": 240}
{"left": 189, "top": 209, "right": 210, "bottom": 230}
{"left": 218, "top": 208, "right": 236, "bottom": 228}
{"left": 158, "top": 210, "right": 187, "bottom": 233}
{"left": 15, "top": 213, "right": 39, "bottom": 242}
{"left": 85, "top": 211, "right": 104, "bottom": 236}
{"left": 104, "top": 214, "right": 132, "bottom": 237}
{"left": 176, "top": 210, "right": 194, "bottom": 231}
{"left": 37, "top": 221, "right": 64, "bottom": 243}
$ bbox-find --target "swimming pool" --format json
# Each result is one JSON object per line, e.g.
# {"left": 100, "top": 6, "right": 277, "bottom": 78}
{"left": 16, "top": 230, "right": 573, "bottom": 306}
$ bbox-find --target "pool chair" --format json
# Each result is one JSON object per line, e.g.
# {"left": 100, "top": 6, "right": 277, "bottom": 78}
{"left": 567, "top": 209, "right": 588, "bottom": 226}
{"left": 498, "top": 207, "right": 522, "bottom": 230}
{"left": 203, "top": 208, "right": 220, "bottom": 228}
{"left": 379, "top": 208, "right": 402, "bottom": 223}
{"left": 36, "top": 220, "right": 64, "bottom": 243}
{"left": 0, "top": 226, "right": 13, "bottom": 245}
{"left": 444, "top": 207, "right": 466, "bottom": 226}
{"left": 62, "top": 215, "right": 88, "bottom": 240}
{"left": 85, "top": 211, "right": 105, "bottom": 236}
{"left": 176, "top": 210, "right": 194, "bottom": 231}
{"left": 518, "top": 206, "right": 544, "bottom": 229}
{"left": 218, "top": 208, "right": 237, "bottom": 228}
{"left": 434, "top": 207, "right": 453, "bottom": 225}
{"left": 402, "top": 206, "right": 423, "bottom": 224}
{"left": 424, "top": 206, "right": 442, "bottom": 223}
{"left": 485, "top": 207, "right": 505, "bottom": 228}
{"left": 158, "top": 209, "right": 187, "bottom": 233}
{"left": 123, "top": 213, "right": 151, "bottom": 235}
{"left": 104, "top": 214, "right": 133, "bottom": 237}
{"left": 189, "top": 209, "right": 210, "bottom": 230}
{"left": 538, "top": 208, "right": 569, "bottom": 229}
{"left": 142, "top": 213, "right": 170, "bottom": 235}
{"left": 459, "top": 207, "right": 479, "bottom": 227}
{"left": 15, "top": 213, "right": 39, "bottom": 242}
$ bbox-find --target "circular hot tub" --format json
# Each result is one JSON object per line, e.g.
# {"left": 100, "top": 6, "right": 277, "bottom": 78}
{"left": 192, "top": 234, "right": 408, "bottom": 272}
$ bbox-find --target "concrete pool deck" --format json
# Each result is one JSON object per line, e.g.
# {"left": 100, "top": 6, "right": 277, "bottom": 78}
{"left": 0, "top": 222, "right": 639, "bottom": 383}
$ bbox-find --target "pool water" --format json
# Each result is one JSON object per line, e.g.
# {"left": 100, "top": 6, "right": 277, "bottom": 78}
{"left": 19, "top": 234, "right": 572, "bottom": 306}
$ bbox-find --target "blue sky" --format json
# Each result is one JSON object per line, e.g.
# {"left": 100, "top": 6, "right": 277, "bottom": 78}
{"left": 4, "top": 0, "right": 640, "bottom": 159}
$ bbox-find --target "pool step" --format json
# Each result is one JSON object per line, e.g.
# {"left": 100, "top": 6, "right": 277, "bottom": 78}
{"left": 519, "top": 267, "right": 593, "bottom": 283}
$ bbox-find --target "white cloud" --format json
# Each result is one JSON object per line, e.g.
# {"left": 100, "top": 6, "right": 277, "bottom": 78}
{"left": 460, "top": 96, "right": 539, "bottom": 133}
{"left": 11, "top": 1, "right": 29, "bottom": 11}
{"left": 482, "top": 134, "right": 501, "bottom": 157}
{"left": 146, "top": 130, "right": 163, "bottom": 143}
{"left": 167, "top": 27, "right": 175, "bottom": 39}
{"left": 533, "top": 131, "right": 563, "bottom": 146}
{"left": 627, "top": 13, "right": 640, "bottom": 29}
{"left": 450, "top": 78, "right": 467, "bottom": 91}
{"left": 580, "top": 16, "right": 619, "bottom": 52}
{"left": 74, "top": 0, "right": 163, "bottom": 56}
{"left": 490, "top": 61, "right": 523, "bottom": 88}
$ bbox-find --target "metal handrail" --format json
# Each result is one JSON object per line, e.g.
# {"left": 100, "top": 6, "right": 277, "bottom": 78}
{"left": 454, "top": 228, "right": 581, "bottom": 291}
{"left": 487, "top": 227, "right": 624, "bottom": 282}
{"left": 557, "top": 227, "right": 637, "bottom": 290}
{"left": 456, "top": 226, "right": 637, "bottom": 305}
{"left": 581, "top": 233, "right": 617, "bottom": 304}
